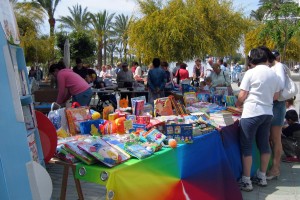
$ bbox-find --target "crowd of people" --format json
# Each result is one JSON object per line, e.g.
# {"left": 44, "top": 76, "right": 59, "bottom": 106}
{"left": 45, "top": 50, "right": 299, "bottom": 192}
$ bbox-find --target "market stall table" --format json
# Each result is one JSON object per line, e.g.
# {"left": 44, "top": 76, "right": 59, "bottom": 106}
{"left": 75, "top": 131, "right": 242, "bottom": 200}
{"left": 221, "top": 121, "right": 272, "bottom": 180}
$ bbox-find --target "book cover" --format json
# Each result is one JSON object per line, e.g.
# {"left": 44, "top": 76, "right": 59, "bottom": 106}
{"left": 27, "top": 133, "right": 39, "bottom": 162}
{"left": 124, "top": 142, "right": 152, "bottom": 159}
{"left": 154, "top": 97, "right": 173, "bottom": 117}
{"left": 22, "top": 105, "right": 35, "bottom": 130}
{"left": 165, "top": 124, "right": 193, "bottom": 143}
{"left": 77, "top": 137, "right": 130, "bottom": 167}
{"left": 64, "top": 141, "right": 97, "bottom": 165}
{"left": 183, "top": 92, "right": 197, "bottom": 107}
{"left": 134, "top": 100, "right": 145, "bottom": 116}
{"left": 142, "top": 128, "right": 166, "bottom": 144}
{"left": 102, "top": 136, "right": 131, "bottom": 159}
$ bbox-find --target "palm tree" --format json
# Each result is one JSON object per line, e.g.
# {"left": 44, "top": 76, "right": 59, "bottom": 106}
{"left": 33, "top": 0, "right": 61, "bottom": 37}
{"left": 106, "top": 39, "right": 118, "bottom": 65}
{"left": 58, "top": 4, "right": 90, "bottom": 32}
{"left": 10, "top": 0, "right": 45, "bottom": 34}
{"left": 113, "top": 14, "right": 131, "bottom": 62}
{"left": 89, "top": 10, "right": 115, "bottom": 66}
{"left": 250, "top": 8, "right": 266, "bottom": 21}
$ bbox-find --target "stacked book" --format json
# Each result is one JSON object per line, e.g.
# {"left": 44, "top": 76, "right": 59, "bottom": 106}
{"left": 169, "top": 95, "right": 189, "bottom": 115}
{"left": 226, "top": 106, "right": 242, "bottom": 115}
{"left": 210, "top": 112, "right": 234, "bottom": 127}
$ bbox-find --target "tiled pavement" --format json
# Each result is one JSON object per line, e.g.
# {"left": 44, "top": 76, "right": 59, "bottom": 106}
{"left": 242, "top": 162, "right": 300, "bottom": 200}
{"left": 47, "top": 160, "right": 300, "bottom": 200}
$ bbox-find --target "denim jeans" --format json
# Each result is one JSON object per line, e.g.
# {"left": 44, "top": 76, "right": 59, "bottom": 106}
{"left": 72, "top": 88, "right": 93, "bottom": 106}
{"left": 240, "top": 115, "right": 273, "bottom": 156}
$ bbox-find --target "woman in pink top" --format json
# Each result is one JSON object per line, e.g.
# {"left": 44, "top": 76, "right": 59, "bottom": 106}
{"left": 49, "top": 61, "right": 92, "bottom": 106}
{"left": 175, "top": 63, "right": 189, "bottom": 84}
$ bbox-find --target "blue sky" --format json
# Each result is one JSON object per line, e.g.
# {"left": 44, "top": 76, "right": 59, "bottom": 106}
{"left": 54, "top": 0, "right": 259, "bottom": 17}
{"left": 40, "top": 0, "right": 260, "bottom": 33}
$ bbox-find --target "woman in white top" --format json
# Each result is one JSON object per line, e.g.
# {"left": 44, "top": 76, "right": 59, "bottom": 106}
{"left": 267, "top": 50, "right": 287, "bottom": 180}
{"left": 236, "top": 47, "right": 280, "bottom": 191}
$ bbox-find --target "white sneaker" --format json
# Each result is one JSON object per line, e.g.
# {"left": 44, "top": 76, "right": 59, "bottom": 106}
{"left": 252, "top": 170, "right": 267, "bottom": 187}
{"left": 238, "top": 178, "right": 253, "bottom": 192}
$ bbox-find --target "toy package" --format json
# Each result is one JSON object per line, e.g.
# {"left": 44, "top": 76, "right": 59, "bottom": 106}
{"left": 79, "top": 119, "right": 105, "bottom": 135}
{"left": 143, "top": 103, "right": 153, "bottom": 117}
{"left": 126, "top": 115, "right": 136, "bottom": 123}
{"left": 165, "top": 124, "right": 193, "bottom": 143}
{"left": 131, "top": 96, "right": 146, "bottom": 114}
{"left": 108, "top": 113, "right": 119, "bottom": 121}
{"left": 65, "top": 106, "right": 91, "bottom": 135}
{"left": 102, "top": 105, "right": 114, "bottom": 120}
{"left": 124, "top": 142, "right": 153, "bottom": 159}
{"left": 183, "top": 92, "right": 198, "bottom": 107}
{"left": 134, "top": 100, "right": 145, "bottom": 116}
{"left": 154, "top": 97, "right": 173, "bottom": 117}
{"left": 129, "top": 123, "right": 147, "bottom": 133}
{"left": 136, "top": 116, "right": 151, "bottom": 125}
{"left": 77, "top": 137, "right": 130, "bottom": 167}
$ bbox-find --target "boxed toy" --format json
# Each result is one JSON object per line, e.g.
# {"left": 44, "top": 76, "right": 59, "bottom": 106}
{"left": 165, "top": 124, "right": 193, "bottom": 143}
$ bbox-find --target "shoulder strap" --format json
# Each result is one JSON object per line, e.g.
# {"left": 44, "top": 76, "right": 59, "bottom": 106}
{"left": 223, "top": 71, "right": 226, "bottom": 82}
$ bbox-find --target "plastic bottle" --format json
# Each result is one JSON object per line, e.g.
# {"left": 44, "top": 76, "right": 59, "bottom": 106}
{"left": 115, "top": 92, "right": 120, "bottom": 109}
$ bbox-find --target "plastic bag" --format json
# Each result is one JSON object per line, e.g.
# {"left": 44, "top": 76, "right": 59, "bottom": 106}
{"left": 48, "top": 102, "right": 69, "bottom": 137}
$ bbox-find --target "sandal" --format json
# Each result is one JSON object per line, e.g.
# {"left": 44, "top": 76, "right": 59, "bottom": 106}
{"left": 266, "top": 170, "right": 280, "bottom": 180}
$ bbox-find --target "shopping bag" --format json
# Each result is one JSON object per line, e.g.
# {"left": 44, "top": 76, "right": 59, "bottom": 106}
{"left": 65, "top": 102, "right": 91, "bottom": 135}
{"left": 278, "top": 65, "right": 298, "bottom": 101}
{"left": 48, "top": 102, "right": 70, "bottom": 138}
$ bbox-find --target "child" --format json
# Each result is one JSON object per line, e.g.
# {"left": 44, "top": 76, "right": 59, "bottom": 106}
{"left": 204, "top": 77, "right": 212, "bottom": 91}
{"left": 199, "top": 81, "right": 206, "bottom": 90}
{"left": 281, "top": 110, "right": 300, "bottom": 163}
{"left": 286, "top": 96, "right": 296, "bottom": 112}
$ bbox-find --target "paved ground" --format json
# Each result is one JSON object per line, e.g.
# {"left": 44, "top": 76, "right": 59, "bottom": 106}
{"left": 48, "top": 72, "right": 300, "bottom": 200}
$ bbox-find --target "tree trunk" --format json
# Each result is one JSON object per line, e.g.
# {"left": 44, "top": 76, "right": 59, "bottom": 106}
{"left": 123, "top": 42, "right": 127, "bottom": 62}
{"left": 48, "top": 18, "right": 56, "bottom": 37}
{"left": 111, "top": 52, "right": 114, "bottom": 66}
{"left": 103, "top": 37, "right": 107, "bottom": 65}
{"left": 98, "top": 40, "right": 103, "bottom": 66}
{"left": 48, "top": 18, "right": 56, "bottom": 58}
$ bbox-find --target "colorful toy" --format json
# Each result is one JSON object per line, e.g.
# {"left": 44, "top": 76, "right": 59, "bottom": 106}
{"left": 56, "top": 127, "right": 69, "bottom": 138}
{"left": 119, "top": 98, "right": 128, "bottom": 108}
{"left": 90, "top": 109, "right": 101, "bottom": 120}
{"left": 115, "top": 117, "right": 126, "bottom": 134}
{"left": 90, "top": 124, "right": 100, "bottom": 136}
{"left": 99, "top": 121, "right": 117, "bottom": 135}
{"left": 79, "top": 119, "right": 104, "bottom": 135}
{"left": 168, "top": 139, "right": 177, "bottom": 148}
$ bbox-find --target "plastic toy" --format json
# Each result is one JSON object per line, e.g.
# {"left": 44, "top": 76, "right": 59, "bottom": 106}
{"left": 168, "top": 139, "right": 177, "bottom": 148}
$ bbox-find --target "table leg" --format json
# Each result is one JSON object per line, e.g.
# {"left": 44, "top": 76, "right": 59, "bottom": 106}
{"left": 60, "top": 165, "right": 69, "bottom": 200}
{"left": 72, "top": 166, "right": 84, "bottom": 200}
